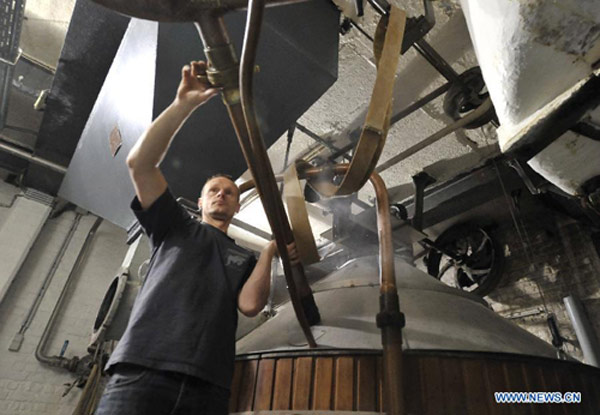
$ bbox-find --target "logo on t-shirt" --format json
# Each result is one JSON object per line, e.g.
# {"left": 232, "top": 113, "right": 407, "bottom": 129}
{"left": 225, "top": 248, "right": 249, "bottom": 270}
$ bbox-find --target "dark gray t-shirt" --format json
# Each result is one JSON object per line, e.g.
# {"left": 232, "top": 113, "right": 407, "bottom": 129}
{"left": 105, "top": 189, "right": 256, "bottom": 389}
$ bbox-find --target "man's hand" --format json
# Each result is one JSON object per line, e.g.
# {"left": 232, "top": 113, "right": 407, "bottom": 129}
{"left": 266, "top": 240, "right": 301, "bottom": 266}
{"left": 175, "top": 61, "right": 220, "bottom": 109}
{"left": 239, "top": 240, "right": 300, "bottom": 316}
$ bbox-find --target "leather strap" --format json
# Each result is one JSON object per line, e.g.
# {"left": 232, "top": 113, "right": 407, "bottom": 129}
{"left": 283, "top": 161, "right": 320, "bottom": 265}
{"left": 284, "top": 7, "right": 406, "bottom": 262}
{"left": 309, "top": 6, "right": 406, "bottom": 197}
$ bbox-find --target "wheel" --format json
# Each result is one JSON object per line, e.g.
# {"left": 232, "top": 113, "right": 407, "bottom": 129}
{"left": 425, "top": 223, "right": 503, "bottom": 296}
{"left": 443, "top": 67, "right": 497, "bottom": 129}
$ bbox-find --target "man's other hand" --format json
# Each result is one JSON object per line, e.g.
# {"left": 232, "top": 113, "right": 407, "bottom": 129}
{"left": 267, "top": 240, "right": 301, "bottom": 266}
{"left": 176, "top": 61, "right": 220, "bottom": 108}
{"left": 285, "top": 242, "right": 300, "bottom": 266}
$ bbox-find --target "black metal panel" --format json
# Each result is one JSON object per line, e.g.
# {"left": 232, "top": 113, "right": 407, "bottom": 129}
{"left": 341, "top": 161, "right": 527, "bottom": 246}
{"left": 24, "top": 0, "right": 130, "bottom": 194}
{"left": 155, "top": 0, "right": 339, "bottom": 202}
{"left": 58, "top": 19, "right": 158, "bottom": 229}
{"left": 0, "top": 0, "right": 24, "bottom": 130}
{"left": 394, "top": 161, "right": 524, "bottom": 229}
{"left": 59, "top": 0, "right": 338, "bottom": 229}
{"left": 0, "top": 0, "right": 25, "bottom": 61}
{"left": 0, "top": 63, "right": 13, "bottom": 129}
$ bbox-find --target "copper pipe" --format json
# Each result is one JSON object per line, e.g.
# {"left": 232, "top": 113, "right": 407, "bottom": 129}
{"left": 239, "top": 0, "right": 319, "bottom": 343}
{"left": 195, "top": 10, "right": 318, "bottom": 347}
{"left": 369, "top": 173, "right": 395, "bottom": 290}
{"left": 368, "top": 171, "right": 404, "bottom": 415}
{"left": 90, "top": 0, "right": 308, "bottom": 22}
{"left": 195, "top": 14, "right": 231, "bottom": 47}
{"left": 228, "top": 104, "right": 318, "bottom": 349}
{"left": 242, "top": 166, "right": 405, "bottom": 414}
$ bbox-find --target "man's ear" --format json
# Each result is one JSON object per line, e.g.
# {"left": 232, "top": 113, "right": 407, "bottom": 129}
{"left": 235, "top": 202, "right": 241, "bottom": 214}
{"left": 197, "top": 197, "right": 202, "bottom": 210}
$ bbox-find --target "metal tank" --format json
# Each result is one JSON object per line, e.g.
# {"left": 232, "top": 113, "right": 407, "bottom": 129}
{"left": 237, "top": 254, "right": 557, "bottom": 356}
{"left": 230, "top": 255, "right": 600, "bottom": 414}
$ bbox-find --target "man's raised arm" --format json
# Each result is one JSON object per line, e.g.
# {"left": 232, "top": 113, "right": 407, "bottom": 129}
{"left": 126, "top": 61, "right": 220, "bottom": 209}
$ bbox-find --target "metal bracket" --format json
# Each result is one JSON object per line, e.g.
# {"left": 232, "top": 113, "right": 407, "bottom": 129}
{"left": 0, "top": 47, "right": 21, "bottom": 66}
{"left": 411, "top": 171, "right": 436, "bottom": 232}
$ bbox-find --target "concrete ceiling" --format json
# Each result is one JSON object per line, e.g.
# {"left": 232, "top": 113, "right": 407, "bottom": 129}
{"left": 264, "top": 0, "right": 501, "bottom": 206}
{"left": 239, "top": 0, "right": 503, "bottom": 238}
{"left": 10, "top": 0, "right": 504, "bottom": 239}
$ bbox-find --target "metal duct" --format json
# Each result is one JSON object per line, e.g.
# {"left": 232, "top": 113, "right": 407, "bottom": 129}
{"left": 58, "top": 0, "right": 338, "bottom": 229}
{"left": 58, "top": 18, "right": 158, "bottom": 229}
{"left": 23, "top": 0, "right": 130, "bottom": 195}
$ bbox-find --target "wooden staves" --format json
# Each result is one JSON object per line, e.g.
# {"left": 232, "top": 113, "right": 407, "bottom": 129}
{"left": 229, "top": 350, "right": 600, "bottom": 414}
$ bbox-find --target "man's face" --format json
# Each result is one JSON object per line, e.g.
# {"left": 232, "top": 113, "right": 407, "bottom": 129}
{"left": 199, "top": 177, "right": 241, "bottom": 222}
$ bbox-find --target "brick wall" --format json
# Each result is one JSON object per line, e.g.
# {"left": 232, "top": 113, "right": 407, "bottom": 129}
{"left": 487, "top": 203, "right": 600, "bottom": 362}
{"left": 422, "top": 191, "right": 600, "bottom": 364}
{"left": 0, "top": 183, "right": 128, "bottom": 415}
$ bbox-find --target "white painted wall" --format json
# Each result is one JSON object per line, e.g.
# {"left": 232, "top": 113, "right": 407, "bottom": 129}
{"left": 0, "top": 194, "right": 52, "bottom": 305}
{"left": 0, "top": 181, "right": 21, "bottom": 229}
{"left": 0, "top": 182, "right": 128, "bottom": 415}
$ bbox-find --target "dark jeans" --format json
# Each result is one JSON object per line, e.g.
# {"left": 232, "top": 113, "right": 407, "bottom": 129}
{"left": 95, "top": 364, "right": 230, "bottom": 415}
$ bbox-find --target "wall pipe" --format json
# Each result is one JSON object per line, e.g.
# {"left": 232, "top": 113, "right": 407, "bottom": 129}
{"left": 36, "top": 217, "right": 103, "bottom": 370}
{"left": 0, "top": 135, "right": 68, "bottom": 174}
{"left": 564, "top": 295, "right": 600, "bottom": 368}
{"left": 9, "top": 213, "right": 81, "bottom": 352}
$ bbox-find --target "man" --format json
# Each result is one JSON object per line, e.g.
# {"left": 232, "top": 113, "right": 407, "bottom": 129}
{"left": 95, "top": 60, "right": 298, "bottom": 414}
